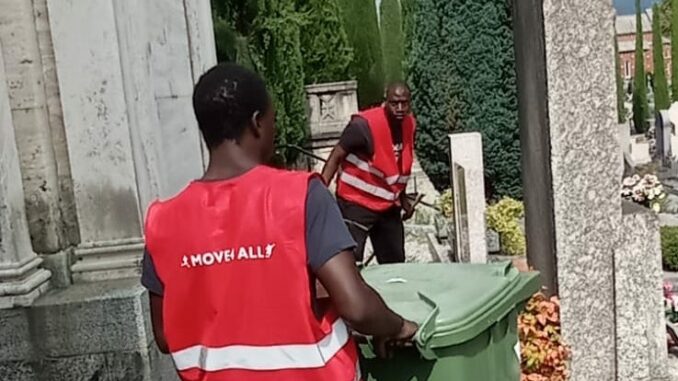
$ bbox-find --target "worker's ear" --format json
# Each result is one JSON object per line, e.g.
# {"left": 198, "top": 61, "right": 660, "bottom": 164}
{"left": 249, "top": 110, "right": 262, "bottom": 138}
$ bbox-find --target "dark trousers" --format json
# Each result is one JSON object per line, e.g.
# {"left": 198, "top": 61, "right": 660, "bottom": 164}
{"left": 337, "top": 198, "right": 405, "bottom": 264}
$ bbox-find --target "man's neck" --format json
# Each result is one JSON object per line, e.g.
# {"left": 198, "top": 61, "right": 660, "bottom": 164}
{"left": 201, "top": 143, "right": 259, "bottom": 181}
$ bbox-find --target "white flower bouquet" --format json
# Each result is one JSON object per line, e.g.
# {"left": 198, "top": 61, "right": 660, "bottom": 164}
{"left": 621, "top": 174, "right": 667, "bottom": 212}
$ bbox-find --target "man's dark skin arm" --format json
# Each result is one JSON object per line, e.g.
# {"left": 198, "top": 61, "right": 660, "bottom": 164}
{"left": 149, "top": 252, "right": 416, "bottom": 357}
{"left": 149, "top": 293, "right": 169, "bottom": 354}
{"left": 316, "top": 250, "right": 417, "bottom": 343}
{"left": 321, "top": 145, "right": 348, "bottom": 186}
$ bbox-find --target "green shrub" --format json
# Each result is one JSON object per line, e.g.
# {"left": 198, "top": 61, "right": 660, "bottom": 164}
{"left": 437, "top": 189, "right": 454, "bottom": 218}
{"left": 662, "top": 226, "right": 678, "bottom": 271}
{"left": 486, "top": 197, "right": 525, "bottom": 256}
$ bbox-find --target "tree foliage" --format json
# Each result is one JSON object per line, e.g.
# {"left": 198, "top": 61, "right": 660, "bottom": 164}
{"left": 251, "top": 0, "right": 308, "bottom": 163}
{"left": 297, "top": 0, "right": 354, "bottom": 84}
{"left": 654, "top": 4, "right": 671, "bottom": 110}
{"left": 401, "top": 0, "right": 417, "bottom": 77}
{"left": 380, "top": 0, "right": 405, "bottom": 83}
{"left": 336, "top": 0, "right": 385, "bottom": 108}
{"left": 633, "top": 0, "right": 650, "bottom": 132}
{"left": 408, "top": 0, "right": 520, "bottom": 198}
{"left": 672, "top": 0, "right": 678, "bottom": 100}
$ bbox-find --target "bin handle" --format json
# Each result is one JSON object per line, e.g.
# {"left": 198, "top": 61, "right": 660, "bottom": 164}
{"left": 414, "top": 291, "right": 439, "bottom": 346}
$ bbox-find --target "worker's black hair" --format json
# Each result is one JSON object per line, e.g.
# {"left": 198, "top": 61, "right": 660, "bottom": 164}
{"left": 385, "top": 80, "right": 411, "bottom": 95}
{"left": 192, "top": 63, "right": 270, "bottom": 149}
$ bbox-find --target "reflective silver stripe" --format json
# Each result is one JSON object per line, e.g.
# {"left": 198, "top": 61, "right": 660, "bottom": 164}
{"left": 172, "top": 318, "right": 350, "bottom": 372}
{"left": 339, "top": 172, "right": 398, "bottom": 201}
{"left": 345, "top": 154, "right": 404, "bottom": 186}
{"left": 345, "top": 154, "right": 385, "bottom": 178}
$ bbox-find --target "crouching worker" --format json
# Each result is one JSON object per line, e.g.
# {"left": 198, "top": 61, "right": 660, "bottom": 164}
{"left": 140, "top": 63, "right": 417, "bottom": 381}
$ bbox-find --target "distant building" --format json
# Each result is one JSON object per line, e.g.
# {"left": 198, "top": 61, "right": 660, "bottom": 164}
{"left": 616, "top": 9, "right": 671, "bottom": 80}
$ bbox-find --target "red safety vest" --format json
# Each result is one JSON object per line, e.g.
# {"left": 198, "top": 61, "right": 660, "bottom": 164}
{"left": 336, "top": 107, "right": 416, "bottom": 212}
{"left": 145, "top": 166, "right": 360, "bottom": 381}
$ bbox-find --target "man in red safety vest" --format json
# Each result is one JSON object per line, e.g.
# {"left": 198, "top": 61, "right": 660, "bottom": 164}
{"left": 321, "top": 82, "right": 416, "bottom": 264}
{"left": 141, "top": 63, "right": 417, "bottom": 381}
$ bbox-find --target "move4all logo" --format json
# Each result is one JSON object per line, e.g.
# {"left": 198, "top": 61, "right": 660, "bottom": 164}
{"left": 181, "top": 243, "right": 276, "bottom": 269}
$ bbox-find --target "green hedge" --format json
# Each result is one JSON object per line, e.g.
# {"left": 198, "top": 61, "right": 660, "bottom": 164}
{"left": 662, "top": 226, "right": 678, "bottom": 271}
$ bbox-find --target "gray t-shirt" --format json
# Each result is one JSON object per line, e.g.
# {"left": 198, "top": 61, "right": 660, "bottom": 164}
{"left": 141, "top": 178, "right": 355, "bottom": 295}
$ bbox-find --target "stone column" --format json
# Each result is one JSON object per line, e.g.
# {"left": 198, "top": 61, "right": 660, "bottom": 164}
{"left": 112, "top": 0, "right": 165, "bottom": 212}
{"left": 0, "top": 0, "right": 66, "bottom": 254}
{"left": 543, "top": 0, "right": 619, "bottom": 379}
{"left": 47, "top": 0, "right": 144, "bottom": 282}
{"left": 144, "top": 0, "right": 206, "bottom": 196}
{"left": 0, "top": 42, "right": 51, "bottom": 309}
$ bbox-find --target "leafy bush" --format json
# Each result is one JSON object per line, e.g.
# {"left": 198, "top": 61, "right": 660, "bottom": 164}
{"left": 486, "top": 198, "right": 525, "bottom": 256}
{"left": 662, "top": 226, "right": 678, "bottom": 271}
{"left": 519, "top": 293, "right": 571, "bottom": 381}
{"left": 437, "top": 189, "right": 453, "bottom": 218}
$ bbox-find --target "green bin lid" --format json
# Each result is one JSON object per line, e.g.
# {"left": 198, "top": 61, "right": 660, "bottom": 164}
{"left": 361, "top": 262, "right": 540, "bottom": 357}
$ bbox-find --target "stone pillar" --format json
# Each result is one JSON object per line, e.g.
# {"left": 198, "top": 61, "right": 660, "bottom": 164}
{"left": 145, "top": 0, "right": 206, "bottom": 196}
{"left": 616, "top": 202, "right": 669, "bottom": 381}
{"left": 449, "top": 133, "right": 487, "bottom": 264}
{"left": 112, "top": 0, "right": 164, "bottom": 212}
{"left": 47, "top": 0, "right": 145, "bottom": 282}
{"left": 0, "top": 0, "right": 66, "bottom": 254}
{"left": 0, "top": 42, "right": 51, "bottom": 309}
{"left": 543, "top": 0, "right": 619, "bottom": 379}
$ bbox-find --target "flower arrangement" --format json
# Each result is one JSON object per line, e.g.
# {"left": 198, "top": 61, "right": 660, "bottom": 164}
{"left": 663, "top": 282, "right": 678, "bottom": 349}
{"left": 621, "top": 174, "right": 666, "bottom": 212}
{"left": 519, "top": 293, "right": 570, "bottom": 381}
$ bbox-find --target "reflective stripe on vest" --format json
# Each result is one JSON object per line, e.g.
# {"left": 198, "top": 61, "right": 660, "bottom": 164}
{"left": 172, "top": 318, "right": 351, "bottom": 372}
{"left": 345, "top": 154, "right": 410, "bottom": 186}
{"left": 339, "top": 172, "right": 399, "bottom": 201}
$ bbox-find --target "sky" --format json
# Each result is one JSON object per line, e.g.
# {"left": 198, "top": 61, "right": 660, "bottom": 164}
{"left": 614, "top": 0, "right": 661, "bottom": 15}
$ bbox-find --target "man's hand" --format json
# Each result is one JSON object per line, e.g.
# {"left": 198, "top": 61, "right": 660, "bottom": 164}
{"left": 373, "top": 319, "right": 419, "bottom": 359}
{"left": 401, "top": 195, "right": 415, "bottom": 221}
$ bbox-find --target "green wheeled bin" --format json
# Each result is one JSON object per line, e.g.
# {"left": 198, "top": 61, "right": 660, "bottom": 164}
{"left": 359, "top": 262, "right": 540, "bottom": 381}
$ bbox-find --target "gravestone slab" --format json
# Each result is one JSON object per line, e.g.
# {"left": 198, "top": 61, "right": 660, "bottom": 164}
{"left": 449, "top": 132, "right": 487, "bottom": 263}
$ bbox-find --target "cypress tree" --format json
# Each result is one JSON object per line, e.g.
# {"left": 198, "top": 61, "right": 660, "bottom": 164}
{"left": 653, "top": 4, "right": 670, "bottom": 110}
{"left": 336, "top": 0, "right": 385, "bottom": 108}
{"left": 401, "top": 0, "right": 417, "bottom": 76}
{"left": 633, "top": 0, "right": 649, "bottom": 132}
{"left": 380, "top": 0, "right": 405, "bottom": 82}
{"left": 615, "top": 39, "right": 627, "bottom": 123}
{"left": 408, "top": 0, "right": 520, "bottom": 198}
{"left": 297, "top": 0, "right": 354, "bottom": 84}
{"left": 251, "top": 0, "right": 307, "bottom": 164}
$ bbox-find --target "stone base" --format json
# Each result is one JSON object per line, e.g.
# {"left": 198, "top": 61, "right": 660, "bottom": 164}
{"left": 0, "top": 259, "right": 52, "bottom": 309}
{"left": 0, "top": 278, "right": 178, "bottom": 381}
{"left": 71, "top": 238, "right": 144, "bottom": 282}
